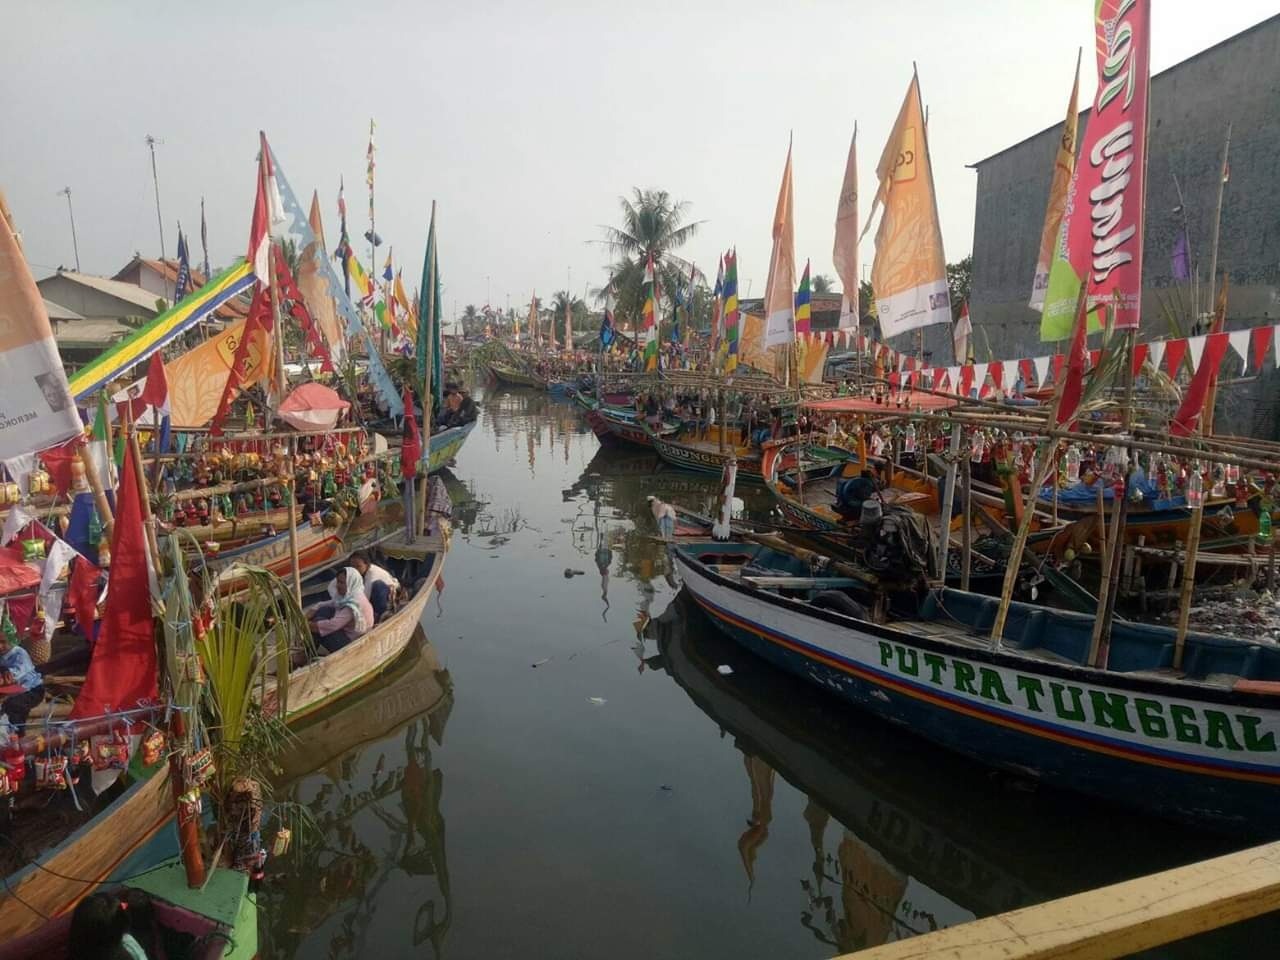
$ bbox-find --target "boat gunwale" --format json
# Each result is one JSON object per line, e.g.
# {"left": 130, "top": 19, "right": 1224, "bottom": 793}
{"left": 673, "top": 544, "right": 1280, "bottom": 711}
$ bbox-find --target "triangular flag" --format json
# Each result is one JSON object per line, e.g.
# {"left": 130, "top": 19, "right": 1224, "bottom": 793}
{"left": 933, "top": 367, "right": 947, "bottom": 390}
{"left": 1250, "top": 325, "right": 1272, "bottom": 372}
{"left": 1227, "top": 329, "right": 1251, "bottom": 370}
{"left": 1130, "top": 342, "right": 1149, "bottom": 377}
{"left": 971, "top": 362, "right": 989, "bottom": 393}
{"left": 1051, "top": 353, "right": 1066, "bottom": 382}
{"left": 1033, "top": 355, "right": 1051, "bottom": 387}
{"left": 1147, "top": 339, "right": 1165, "bottom": 374}
{"left": 71, "top": 439, "right": 157, "bottom": 721}
{"left": 1186, "top": 334, "right": 1208, "bottom": 373}
{"left": 1018, "top": 358, "right": 1035, "bottom": 387}
{"left": 987, "top": 361, "right": 1004, "bottom": 393}
{"left": 959, "top": 365, "right": 974, "bottom": 396}
{"left": 946, "top": 366, "right": 960, "bottom": 392}
{"left": 1164, "top": 338, "right": 1188, "bottom": 377}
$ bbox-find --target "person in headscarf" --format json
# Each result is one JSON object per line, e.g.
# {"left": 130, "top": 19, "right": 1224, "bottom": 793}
{"left": 308, "top": 567, "right": 374, "bottom": 654}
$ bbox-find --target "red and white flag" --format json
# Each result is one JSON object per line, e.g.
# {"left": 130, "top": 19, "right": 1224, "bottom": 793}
{"left": 953, "top": 302, "right": 972, "bottom": 363}
{"left": 248, "top": 132, "right": 285, "bottom": 286}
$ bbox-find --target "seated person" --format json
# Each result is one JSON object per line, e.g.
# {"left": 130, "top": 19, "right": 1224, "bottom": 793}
{"left": 0, "top": 633, "right": 44, "bottom": 729}
{"left": 349, "top": 551, "right": 400, "bottom": 621}
{"left": 308, "top": 567, "right": 374, "bottom": 654}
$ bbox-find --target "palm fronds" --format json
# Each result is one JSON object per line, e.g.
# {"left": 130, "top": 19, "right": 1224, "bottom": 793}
{"left": 197, "top": 564, "right": 311, "bottom": 780}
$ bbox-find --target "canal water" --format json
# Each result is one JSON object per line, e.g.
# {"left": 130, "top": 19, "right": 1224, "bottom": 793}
{"left": 260, "top": 384, "right": 1275, "bottom": 959}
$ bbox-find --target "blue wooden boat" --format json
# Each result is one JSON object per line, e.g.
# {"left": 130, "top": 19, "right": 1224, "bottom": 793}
{"left": 673, "top": 540, "right": 1280, "bottom": 831}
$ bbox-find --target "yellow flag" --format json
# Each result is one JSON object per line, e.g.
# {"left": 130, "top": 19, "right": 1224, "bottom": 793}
{"left": 1030, "top": 52, "right": 1081, "bottom": 312}
{"left": 167, "top": 317, "right": 270, "bottom": 427}
{"left": 867, "top": 71, "right": 950, "bottom": 340}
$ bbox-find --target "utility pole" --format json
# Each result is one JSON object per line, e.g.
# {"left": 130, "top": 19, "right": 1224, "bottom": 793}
{"left": 56, "top": 187, "right": 80, "bottom": 272}
{"left": 144, "top": 134, "right": 166, "bottom": 259}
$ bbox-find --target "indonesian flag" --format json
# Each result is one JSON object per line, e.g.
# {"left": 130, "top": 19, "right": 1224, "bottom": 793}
{"left": 248, "top": 131, "right": 286, "bottom": 286}
{"left": 953, "top": 302, "right": 972, "bottom": 363}
{"left": 88, "top": 395, "right": 116, "bottom": 493}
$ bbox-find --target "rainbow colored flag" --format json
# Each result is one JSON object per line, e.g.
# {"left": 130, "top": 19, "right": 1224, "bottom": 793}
{"left": 642, "top": 254, "right": 658, "bottom": 371}
{"left": 723, "top": 250, "right": 739, "bottom": 372}
{"left": 795, "top": 259, "right": 812, "bottom": 335}
{"left": 347, "top": 251, "right": 373, "bottom": 306}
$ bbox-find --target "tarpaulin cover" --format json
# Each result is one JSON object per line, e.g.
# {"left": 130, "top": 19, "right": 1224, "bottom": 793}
{"left": 277, "top": 382, "right": 350, "bottom": 432}
{"left": 0, "top": 544, "right": 39, "bottom": 598}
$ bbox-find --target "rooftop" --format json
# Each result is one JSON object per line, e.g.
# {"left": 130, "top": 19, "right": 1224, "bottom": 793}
{"left": 40, "top": 270, "right": 162, "bottom": 313}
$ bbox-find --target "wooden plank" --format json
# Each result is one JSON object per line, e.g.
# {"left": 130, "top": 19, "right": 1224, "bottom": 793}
{"left": 841, "top": 841, "right": 1280, "bottom": 960}
{"left": 740, "top": 575, "right": 862, "bottom": 589}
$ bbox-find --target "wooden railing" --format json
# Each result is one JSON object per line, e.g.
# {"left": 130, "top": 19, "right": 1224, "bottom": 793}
{"left": 844, "top": 841, "right": 1280, "bottom": 959}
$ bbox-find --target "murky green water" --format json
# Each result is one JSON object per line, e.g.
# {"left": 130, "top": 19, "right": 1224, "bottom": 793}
{"left": 259, "top": 385, "right": 1276, "bottom": 959}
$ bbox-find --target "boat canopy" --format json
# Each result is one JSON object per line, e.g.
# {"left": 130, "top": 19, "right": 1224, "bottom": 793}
{"left": 278, "top": 382, "right": 350, "bottom": 432}
{"left": 805, "top": 393, "right": 958, "bottom": 414}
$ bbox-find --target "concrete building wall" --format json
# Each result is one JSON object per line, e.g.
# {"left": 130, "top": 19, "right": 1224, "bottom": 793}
{"left": 970, "top": 15, "right": 1280, "bottom": 437}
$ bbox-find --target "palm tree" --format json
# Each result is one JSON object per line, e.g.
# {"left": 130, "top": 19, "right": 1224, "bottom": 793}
{"left": 548, "top": 290, "right": 587, "bottom": 341}
{"left": 811, "top": 273, "right": 835, "bottom": 295}
{"left": 598, "top": 188, "right": 703, "bottom": 336}
{"left": 461, "top": 304, "right": 480, "bottom": 336}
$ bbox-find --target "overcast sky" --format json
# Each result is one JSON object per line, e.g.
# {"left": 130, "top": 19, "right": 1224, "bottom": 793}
{"left": 3, "top": 1, "right": 1275, "bottom": 320}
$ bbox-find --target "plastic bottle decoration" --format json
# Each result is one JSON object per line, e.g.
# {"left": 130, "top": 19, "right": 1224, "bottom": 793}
{"left": 88, "top": 509, "right": 103, "bottom": 546}
{"left": 903, "top": 423, "right": 917, "bottom": 455}
{"left": 1187, "top": 463, "right": 1205, "bottom": 508}
{"left": 21, "top": 538, "right": 45, "bottom": 562}
{"left": 272, "top": 827, "right": 292, "bottom": 857}
{"left": 1210, "top": 465, "right": 1226, "bottom": 499}
{"left": 1235, "top": 479, "right": 1249, "bottom": 509}
{"left": 1260, "top": 509, "right": 1273, "bottom": 544}
{"left": 970, "top": 429, "right": 986, "bottom": 463}
{"left": 2, "top": 732, "right": 26, "bottom": 788}
{"left": 1065, "top": 445, "right": 1082, "bottom": 484}
{"left": 870, "top": 431, "right": 886, "bottom": 457}
{"left": 1226, "top": 462, "right": 1240, "bottom": 486}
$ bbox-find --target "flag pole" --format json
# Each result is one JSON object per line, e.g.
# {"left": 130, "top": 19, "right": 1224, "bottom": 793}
{"left": 415, "top": 200, "right": 438, "bottom": 539}
{"left": 261, "top": 131, "right": 302, "bottom": 604}
{"left": 1204, "top": 124, "right": 1231, "bottom": 325}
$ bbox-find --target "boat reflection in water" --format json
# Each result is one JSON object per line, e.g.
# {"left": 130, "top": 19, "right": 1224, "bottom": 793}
{"left": 644, "top": 594, "right": 1261, "bottom": 955}
{"left": 260, "top": 629, "right": 454, "bottom": 959}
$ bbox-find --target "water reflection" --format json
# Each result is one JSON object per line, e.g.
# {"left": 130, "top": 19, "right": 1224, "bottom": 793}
{"left": 643, "top": 594, "right": 1261, "bottom": 955}
{"left": 262, "top": 631, "right": 454, "bottom": 959}
{"left": 480, "top": 387, "right": 587, "bottom": 480}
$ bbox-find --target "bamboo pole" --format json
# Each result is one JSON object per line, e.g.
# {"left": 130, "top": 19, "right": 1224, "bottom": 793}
{"left": 1090, "top": 326, "right": 1138, "bottom": 666}
{"left": 261, "top": 130, "right": 302, "bottom": 605}
{"left": 76, "top": 444, "right": 115, "bottom": 542}
{"left": 1205, "top": 124, "right": 1232, "bottom": 323}
{"left": 124, "top": 408, "right": 162, "bottom": 566}
{"left": 960, "top": 455, "right": 973, "bottom": 592}
{"left": 415, "top": 201, "right": 438, "bottom": 538}
{"left": 934, "top": 422, "right": 961, "bottom": 582}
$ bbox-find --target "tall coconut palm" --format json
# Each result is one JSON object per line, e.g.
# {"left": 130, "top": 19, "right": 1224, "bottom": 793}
{"left": 598, "top": 188, "right": 704, "bottom": 337}
{"left": 548, "top": 290, "right": 586, "bottom": 339}
{"left": 811, "top": 273, "right": 835, "bottom": 295}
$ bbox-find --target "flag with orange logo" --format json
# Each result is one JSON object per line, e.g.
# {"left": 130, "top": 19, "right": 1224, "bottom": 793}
{"left": 865, "top": 70, "right": 950, "bottom": 340}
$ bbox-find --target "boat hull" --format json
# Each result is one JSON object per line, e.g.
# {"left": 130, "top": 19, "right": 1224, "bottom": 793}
{"left": 427, "top": 420, "right": 475, "bottom": 472}
{"left": 489, "top": 364, "right": 547, "bottom": 390}
{"left": 674, "top": 550, "right": 1280, "bottom": 829}
{"left": 650, "top": 431, "right": 764, "bottom": 481}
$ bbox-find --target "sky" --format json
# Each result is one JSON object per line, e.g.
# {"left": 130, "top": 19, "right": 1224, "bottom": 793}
{"left": 2, "top": 0, "right": 1276, "bottom": 322}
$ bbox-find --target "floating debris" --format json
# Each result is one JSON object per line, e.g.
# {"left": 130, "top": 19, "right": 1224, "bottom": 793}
{"left": 564, "top": 568, "right": 586, "bottom": 578}
{"left": 531, "top": 658, "right": 551, "bottom": 668}
{"left": 716, "top": 664, "right": 734, "bottom": 675}
{"left": 587, "top": 696, "right": 607, "bottom": 706}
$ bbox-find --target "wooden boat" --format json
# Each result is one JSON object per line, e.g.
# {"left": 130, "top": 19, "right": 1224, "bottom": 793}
{"left": 649, "top": 424, "right": 767, "bottom": 481}
{"left": 674, "top": 539, "right": 1280, "bottom": 830}
{"left": 488, "top": 362, "right": 547, "bottom": 390}
{"left": 0, "top": 861, "right": 257, "bottom": 960}
{"left": 598, "top": 406, "right": 678, "bottom": 449}
{"left": 260, "top": 484, "right": 451, "bottom": 724}
{"left": 0, "top": 485, "right": 452, "bottom": 941}
{"left": 427, "top": 420, "right": 476, "bottom": 472}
